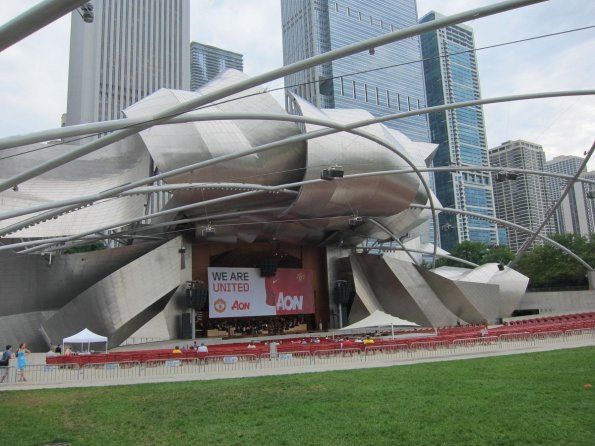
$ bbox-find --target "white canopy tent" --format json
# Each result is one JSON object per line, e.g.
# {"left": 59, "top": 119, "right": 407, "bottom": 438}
{"left": 62, "top": 328, "right": 108, "bottom": 354}
{"left": 338, "top": 310, "right": 420, "bottom": 339}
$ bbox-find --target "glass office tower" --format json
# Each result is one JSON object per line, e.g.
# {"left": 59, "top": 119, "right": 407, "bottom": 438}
{"left": 281, "top": 0, "right": 430, "bottom": 143}
{"left": 190, "top": 42, "right": 244, "bottom": 91}
{"left": 420, "top": 11, "right": 498, "bottom": 251}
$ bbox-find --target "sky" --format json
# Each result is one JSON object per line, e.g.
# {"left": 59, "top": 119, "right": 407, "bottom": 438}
{"left": 0, "top": 0, "right": 594, "bottom": 169}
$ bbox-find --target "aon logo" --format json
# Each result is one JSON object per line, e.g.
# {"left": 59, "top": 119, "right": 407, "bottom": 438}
{"left": 276, "top": 293, "right": 303, "bottom": 311}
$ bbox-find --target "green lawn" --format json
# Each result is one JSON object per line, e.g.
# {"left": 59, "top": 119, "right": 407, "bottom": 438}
{"left": 2, "top": 347, "right": 595, "bottom": 446}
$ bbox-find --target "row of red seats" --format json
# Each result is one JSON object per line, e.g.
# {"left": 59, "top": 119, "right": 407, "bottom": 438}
{"left": 46, "top": 317, "right": 594, "bottom": 366}
{"left": 506, "top": 312, "right": 595, "bottom": 326}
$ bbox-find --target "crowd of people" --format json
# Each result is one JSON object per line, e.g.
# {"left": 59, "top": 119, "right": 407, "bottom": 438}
{"left": 202, "top": 316, "right": 309, "bottom": 337}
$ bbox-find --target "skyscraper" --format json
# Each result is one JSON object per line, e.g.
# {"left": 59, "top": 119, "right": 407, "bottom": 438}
{"left": 280, "top": 0, "right": 430, "bottom": 143}
{"left": 419, "top": 11, "right": 498, "bottom": 251}
{"left": 190, "top": 42, "right": 243, "bottom": 91}
{"left": 65, "top": 0, "right": 190, "bottom": 127}
{"left": 489, "top": 140, "right": 550, "bottom": 252}
{"left": 545, "top": 155, "right": 594, "bottom": 237}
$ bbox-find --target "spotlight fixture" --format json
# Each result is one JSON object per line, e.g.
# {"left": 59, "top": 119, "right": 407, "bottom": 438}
{"left": 497, "top": 262, "right": 505, "bottom": 271}
{"left": 321, "top": 165, "right": 344, "bottom": 180}
{"left": 202, "top": 224, "right": 216, "bottom": 237}
{"left": 12, "top": 185, "right": 18, "bottom": 192}
{"left": 368, "top": 48, "right": 375, "bottom": 55}
{"left": 80, "top": 2, "right": 94, "bottom": 23}
{"left": 178, "top": 247, "right": 186, "bottom": 254}
{"left": 348, "top": 215, "right": 364, "bottom": 228}
{"left": 495, "top": 171, "right": 518, "bottom": 182}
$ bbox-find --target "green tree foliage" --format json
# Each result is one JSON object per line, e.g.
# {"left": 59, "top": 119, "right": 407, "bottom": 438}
{"left": 515, "top": 234, "right": 595, "bottom": 289}
{"left": 63, "top": 241, "right": 106, "bottom": 255}
{"left": 435, "top": 241, "right": 514, "bottom": 268}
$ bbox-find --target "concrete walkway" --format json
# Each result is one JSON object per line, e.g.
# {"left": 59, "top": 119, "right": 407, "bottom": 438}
{"left": 1, "top": 337, "right": 593, "bottom": 392}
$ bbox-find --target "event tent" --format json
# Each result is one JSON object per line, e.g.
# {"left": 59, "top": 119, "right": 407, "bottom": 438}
{"left": 62, "top": 328, "right": 108, "bottom": 353}
{"left": 338, "top": 310, "right": 419, "bottom": 338}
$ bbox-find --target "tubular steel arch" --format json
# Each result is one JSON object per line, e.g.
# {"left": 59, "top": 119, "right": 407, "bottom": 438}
{"left": 410, "top": 204, "right": 594, "bottom": 271}
{"left": 0, "top": 0, "right": 547, "bottom": 193}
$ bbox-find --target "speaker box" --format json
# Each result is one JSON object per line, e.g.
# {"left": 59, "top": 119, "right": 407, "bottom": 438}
{"left": 181, "top": 313, "right": 192, "bottom": 339}
{"left": 333, "top": 280, "right": 351, "bottom": 305}
{"left": 260, "top": 258, "right": 277, "bottom": 277}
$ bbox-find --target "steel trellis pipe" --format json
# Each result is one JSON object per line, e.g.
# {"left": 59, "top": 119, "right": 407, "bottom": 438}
{"left": 0, "top": 0, "right": 547, "bottom": 193}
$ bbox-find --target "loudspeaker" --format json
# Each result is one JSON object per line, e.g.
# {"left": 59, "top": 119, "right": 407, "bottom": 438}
{"left": 185, "top": 285, "right": 193, "bottom": 308}
{"left": 334, "top": 280, "right": 351, "bottom": 305}
{"left": 260, "top": 258, "right": 277, "bottom": 277}
{"left": 195, "top": 287, "right": 208, "bottom": 311}
{"left": 181, "top": 313, "right": 192, "bottom": 339}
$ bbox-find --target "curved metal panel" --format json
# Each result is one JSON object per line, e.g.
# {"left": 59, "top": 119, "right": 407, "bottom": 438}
{"left": 286, "top": 95, "right": 424, "bottom": 219}
{"left": 41, "top": 237, "right": 191, "bottom": 348}
{"left": 0, "top": 243, "right": 159, "bottom": 316}
{"left": 124, "top": 71, "right": 307, "bottom": 209}
{"left": 429, "top": 263, "right": 529, "bottom": 321}
{"left": 0, "top": 134, "right": 150, "bottom": 237}
{"left": 346, "top": 254, "right": 529, "bottom": 327}
{"left": 0, "top": 311, "right": 57, "bottom": 352}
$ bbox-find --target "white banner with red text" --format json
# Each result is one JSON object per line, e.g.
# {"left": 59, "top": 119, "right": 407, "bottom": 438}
{"left": 207, "top": 267, "right": 315, "bottom": 318}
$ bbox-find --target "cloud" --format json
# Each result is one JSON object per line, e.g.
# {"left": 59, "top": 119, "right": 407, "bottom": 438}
{"left": 190, "top": 0, "right": 284, "bottom": 87}
{"left": 0, "top": 2, "right": 70, "bottom": 135}
{"left": 1, "top": 0, "right": 593, "bottom": 170}
{"left": 418, "top": 0, "right": 595, "bottom": 169}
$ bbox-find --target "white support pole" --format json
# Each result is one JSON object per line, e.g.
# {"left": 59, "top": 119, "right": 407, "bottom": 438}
{"left": 0, "top": 0, "right": 88, "bottom": 52}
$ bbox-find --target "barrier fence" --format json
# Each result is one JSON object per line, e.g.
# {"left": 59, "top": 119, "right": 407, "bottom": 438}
{"left": 1, "top": 328, "right": 593, "bottom": 386}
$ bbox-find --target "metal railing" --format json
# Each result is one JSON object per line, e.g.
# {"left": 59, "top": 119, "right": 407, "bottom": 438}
{"left": 364, "top": 343, "right": 409, "bottom": 360}
{"left": 452, "top": 336, "right": 500, "bottom": 349}
{"left": 1, "top": 329, "right": 593, "bottom": 386}
{"left": 498, "top": 332, "right": 534, "bottom": 347}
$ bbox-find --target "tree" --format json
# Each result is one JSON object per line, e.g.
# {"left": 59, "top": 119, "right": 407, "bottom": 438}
{"left": 515, "top": 234, "right": 594, "bottom": 289}
{"left": 63, "top": 241, "right": 106, "bottom": 255}
{"left": 434, "top": 241, "right": 514, "bottom": 268}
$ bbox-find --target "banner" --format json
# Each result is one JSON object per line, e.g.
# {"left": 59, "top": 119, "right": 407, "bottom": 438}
{"left": 208, "top": 267, "right": 315, "bottom": 318}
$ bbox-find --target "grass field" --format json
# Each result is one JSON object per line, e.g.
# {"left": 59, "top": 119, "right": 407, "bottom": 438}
{"left": 1, "top": 347, "right": 594, "bottom": 446}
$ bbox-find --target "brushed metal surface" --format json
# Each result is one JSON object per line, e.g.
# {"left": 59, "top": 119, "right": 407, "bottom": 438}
{"left": 124, "top": 71, "right": 307, "bottom": 212}
{"left": 41, "top": 237, "right": 191, "bottom": 348}
{"left": 346, "top": 254, "right": 529, "bottom": 327}
{"left": 0, "top": 134, "right": 150, "bottom": 237}
{"left": 0, "top": 243, "right": 159, "bottom": 316}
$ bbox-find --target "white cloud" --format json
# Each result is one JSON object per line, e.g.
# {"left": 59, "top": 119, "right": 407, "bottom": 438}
{"left": 1, "top": 0, "right": 594, "bottom": 170}
{"left": 418, "top": 0, "right": 595, "bottom": 169}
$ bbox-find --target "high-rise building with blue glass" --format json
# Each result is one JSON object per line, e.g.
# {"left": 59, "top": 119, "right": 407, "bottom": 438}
{"left": 190, "top": 42, "right": 244, "bottom": 91}
{"left": 419, "top": 11, "right": 498, "bottom": 251}
{"left": 280, "top": 0, "right": 430, "bottom": 143}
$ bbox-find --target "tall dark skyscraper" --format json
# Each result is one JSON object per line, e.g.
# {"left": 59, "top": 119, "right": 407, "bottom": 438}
{"left": 190, "top": 42, "right": 244, "bottom": 91}
{"left": 281, "top": 0, "right": 430, "bottom": 143}
{"left": 419, "top": 11, "right": 498, "bottom": 250}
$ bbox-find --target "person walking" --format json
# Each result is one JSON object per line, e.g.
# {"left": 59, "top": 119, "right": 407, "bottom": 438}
{"left": 16, "top": 343, "right": 31, "bottom": 382}
{"left": 0, "top": 345, "right": 13, "bottom": 383}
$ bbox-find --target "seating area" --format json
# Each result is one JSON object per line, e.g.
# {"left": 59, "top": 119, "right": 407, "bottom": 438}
{"left": 491, "top": 312, "right": 595, "bottom": 337}
{"left": 504, "top": 311, "right": 595, "bottom": 326}
{"left": 45, "top": 313, "right": 595, "bottom": 367}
